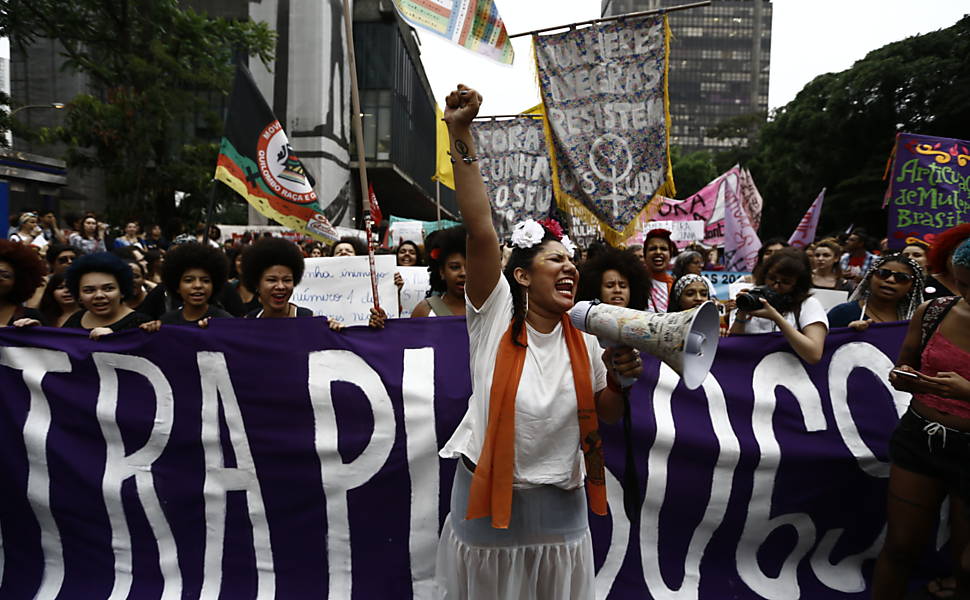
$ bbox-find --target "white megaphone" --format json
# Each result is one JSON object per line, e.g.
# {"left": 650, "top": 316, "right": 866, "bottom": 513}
{"left": 569, "top": 300, "right": 720, "bottom": 390}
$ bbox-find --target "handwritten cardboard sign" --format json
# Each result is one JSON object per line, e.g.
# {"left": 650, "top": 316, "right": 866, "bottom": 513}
{"left": 886, "top": 132, "right": 970, "bottom": 249}
{"left": 292, "top": 256, "right": 399, "bottom": 325}
{"left": 397, "top": 266, "right": 431, "bottom": 319}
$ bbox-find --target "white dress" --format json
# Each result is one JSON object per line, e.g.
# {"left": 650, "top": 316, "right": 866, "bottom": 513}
{"left": 435, "top": 276, "right": 606, "bottom": 600}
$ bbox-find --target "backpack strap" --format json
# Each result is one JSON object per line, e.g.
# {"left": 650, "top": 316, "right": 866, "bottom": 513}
{"left": 919, "top": 296, "right": 960, "bottom": 351}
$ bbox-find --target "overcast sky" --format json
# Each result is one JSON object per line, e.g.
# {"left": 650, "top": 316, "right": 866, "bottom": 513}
{"left": 417, "top": 0, "right": 970, "bottom": 116}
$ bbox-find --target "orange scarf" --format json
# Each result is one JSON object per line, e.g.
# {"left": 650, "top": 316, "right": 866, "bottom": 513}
{"left": 465, "top": 314, "right": 608, "bottom": 528}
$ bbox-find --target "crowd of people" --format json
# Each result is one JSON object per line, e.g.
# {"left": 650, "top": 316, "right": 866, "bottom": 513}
{"left": 3, "top": 127, "right": 970, "bottom": 599}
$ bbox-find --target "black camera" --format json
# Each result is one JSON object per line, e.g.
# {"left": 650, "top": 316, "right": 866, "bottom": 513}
{"left": 735, "top": 286, "right": 793, "bottom": 314}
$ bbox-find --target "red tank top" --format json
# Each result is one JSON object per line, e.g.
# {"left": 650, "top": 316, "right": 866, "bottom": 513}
{"left": 916, "top": 330, "right": 970, "bottom": 419}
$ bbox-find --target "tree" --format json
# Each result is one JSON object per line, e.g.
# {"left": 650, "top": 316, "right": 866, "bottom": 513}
{"left": 0, "top": 0, "right": 275, "bottom": 227}
{"left": 669, "top": 146, "right": 718, "bottom": 200}
{"left": 747, "top": 15, "right": 970, "bottom": 239}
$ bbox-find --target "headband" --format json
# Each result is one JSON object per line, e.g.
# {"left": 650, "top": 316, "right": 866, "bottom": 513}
{"left": 672, "top": 274, "right": 706, "bottom": 303}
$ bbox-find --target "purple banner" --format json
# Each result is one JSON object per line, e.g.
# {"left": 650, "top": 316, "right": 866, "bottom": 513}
{"left": 886, "top": 132, "right": 970, "bottom": 249}
{"left": 0, "top": 319, "right": 942, "bottom": 598}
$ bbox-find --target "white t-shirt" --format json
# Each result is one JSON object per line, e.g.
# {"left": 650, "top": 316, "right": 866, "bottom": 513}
{"left": 740, "top": 295, "right": 829, "bottom": 333}
{"left": 440, "top": 276, "right": 607, "bottom": 490}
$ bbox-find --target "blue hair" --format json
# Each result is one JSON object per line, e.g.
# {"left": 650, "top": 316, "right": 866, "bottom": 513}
{"left": 65, "top": 252, "right": 135, "bottom": 300}
{"left": 954, "top": 238, "right": 970, "bottom": 268}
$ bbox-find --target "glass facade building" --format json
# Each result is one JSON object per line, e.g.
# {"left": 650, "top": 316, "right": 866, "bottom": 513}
{"left": 601, "top": 0, "right": 772, "bottom": 153}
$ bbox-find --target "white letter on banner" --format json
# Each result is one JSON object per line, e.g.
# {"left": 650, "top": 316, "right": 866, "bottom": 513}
{"left": 308, "top": 350, "right": 395, "bottom": 600}
{"left": 640, "top": 365, "right": 740, "bottom": 599}
{"left": 0, "top": 348, "right": 72, "bottom": 599}
{"left": 197, "top": 352, "right": 274, "bottom": 598}
{"left": 737, "top": 352, "right": 825, "bottom": 600}
{"left": 93, "top": 353, "right": 179, "bottom": 600}
{"left": 401, "top": 348, "right": 438, "bottom": 599}
{"left": 808, "top": 342, "right": 904, "bottom": 592}
{"left": 594, "top": 469, "right": 631, "bottom": 599}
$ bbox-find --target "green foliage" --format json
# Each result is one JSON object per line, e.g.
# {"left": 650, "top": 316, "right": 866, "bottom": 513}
{"left": 0, "top": 0, "right": 275, "bottom": 224}
{"left": 670, "top": 146, "right": 718, "bottom": 199}
{"left": 747, "top": 15, "right": 970, "bottom": 239}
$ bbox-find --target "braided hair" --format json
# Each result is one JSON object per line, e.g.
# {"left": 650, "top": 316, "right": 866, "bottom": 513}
{"left": 848, "top": 253, "right": 925, "bottom": 321}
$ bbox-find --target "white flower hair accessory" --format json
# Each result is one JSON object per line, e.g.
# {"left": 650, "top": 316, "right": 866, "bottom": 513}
{"left": 559, "top": 235, "right": 577, "bottom": 258}
{"left": 510, "top": 219, "right": 546, "bottom": 250}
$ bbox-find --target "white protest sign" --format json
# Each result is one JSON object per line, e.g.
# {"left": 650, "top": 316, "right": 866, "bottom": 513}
{"left": 293, "top": 256, "right": 399, "bottom": 325}
{"left": 810, "top": 288, "right": 850, "bottom": 312}
{"left": 387, "top": 221, "right": 424, "bottom": 247}
{"left": 641, "top": 220, "right": 705, "bottom": 242}
{"left": 398, "top": 267, "right": 430, "bottom": 319}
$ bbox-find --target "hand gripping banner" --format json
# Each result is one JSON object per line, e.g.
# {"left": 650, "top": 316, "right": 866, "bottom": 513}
{"left": 0, "top": 319, "right": 943, "bottom": 598}
{"left": 534, "top": 15, "right": 675, "bottom": 245}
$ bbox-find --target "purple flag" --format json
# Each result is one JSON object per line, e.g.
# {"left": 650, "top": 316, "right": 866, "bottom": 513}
{"left": 788, "top": 188, "right": 826, "bottom": 248}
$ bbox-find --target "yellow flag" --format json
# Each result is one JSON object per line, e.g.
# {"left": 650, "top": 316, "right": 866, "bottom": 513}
{"left": 432, "top": 105, "right": 455, "bottom": 190}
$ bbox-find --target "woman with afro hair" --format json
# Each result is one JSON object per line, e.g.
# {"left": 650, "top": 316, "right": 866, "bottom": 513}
{"left": 0, "top": 238, "right": 46, "bottom": 325}
{"left": 410, "top": 225, "right": 466, "bottom": 318}
{"left": 15, "top": 252, "right": 152, "bottom": 338}
{"left": 141, "top": 243, "right": 232, "bottom": 329}
{"left": 241, "top": 237, "right": 345, "bottom": 330}
{"left": 576, "top": 246, "right": 651, "bottom": 310}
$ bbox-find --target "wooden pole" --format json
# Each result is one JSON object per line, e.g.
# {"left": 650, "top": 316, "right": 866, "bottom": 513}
{"left": 508, "top": 0, "right": 711, "bottom": 39}
{"left": 341, "top": 0, "right": 380, "bottom": 311}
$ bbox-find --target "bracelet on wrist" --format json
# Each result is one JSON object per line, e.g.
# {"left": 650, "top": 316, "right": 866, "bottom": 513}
{"left": 447, "top": 152, "right": 478, "bottom": 165}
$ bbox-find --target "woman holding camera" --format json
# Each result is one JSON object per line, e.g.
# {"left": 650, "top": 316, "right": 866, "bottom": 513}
{"left": 729, "top": 247, "right": 828, "bottom": 364}
{"left": 435, "top": 84, "right": 641, "bottom": 599}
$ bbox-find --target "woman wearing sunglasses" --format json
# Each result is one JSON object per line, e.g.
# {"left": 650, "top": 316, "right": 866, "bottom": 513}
{"left": 826, "top": 254, "right": 924, "bottom": 331}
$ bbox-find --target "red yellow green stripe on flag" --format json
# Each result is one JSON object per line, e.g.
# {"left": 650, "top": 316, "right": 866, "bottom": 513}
{"left": 214, "top": 63, "right": 339, "bottom": 243}
{"left": 392, "top": 0, "right": 514, "bottom": 65}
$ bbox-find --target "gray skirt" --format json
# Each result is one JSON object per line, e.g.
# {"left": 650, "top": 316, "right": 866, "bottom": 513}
{"left": 434, "top": 459, "right": 595, "bottom": 599}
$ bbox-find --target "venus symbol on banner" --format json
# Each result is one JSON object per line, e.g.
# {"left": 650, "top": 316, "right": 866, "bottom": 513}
{"left": 590, "top": 134, "right": 634, "bottom": 218}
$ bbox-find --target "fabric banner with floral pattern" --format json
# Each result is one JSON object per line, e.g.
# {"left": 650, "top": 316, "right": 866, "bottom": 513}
{"left": 534, "top": 16, "right": 674, "bottom": 244}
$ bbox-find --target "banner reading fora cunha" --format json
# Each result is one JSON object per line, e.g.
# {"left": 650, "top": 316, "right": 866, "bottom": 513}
{"left": 885, "top": 132, "right": 970, "bottom": 249}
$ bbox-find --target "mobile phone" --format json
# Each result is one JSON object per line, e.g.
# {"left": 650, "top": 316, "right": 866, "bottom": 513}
{"left": 891, "top": 369, "right": 919, "bottom": 379}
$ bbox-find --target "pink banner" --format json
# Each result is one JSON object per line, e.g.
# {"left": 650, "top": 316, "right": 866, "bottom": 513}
{"left": 644, "top": 166, "right": 742, "bottom": 247}
{"left": 788, "top": 188, "right": 826, "bottom": 248}
{"left": 723, "top": 173, "right": 762, "bottom": 271}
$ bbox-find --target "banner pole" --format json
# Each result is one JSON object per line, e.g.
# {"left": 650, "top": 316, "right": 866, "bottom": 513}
{"left": 341, "top": 0, "right": 380, "bottom": 311}
{"left": 203, "top": 179, "right": 218, "bottom": 245}
{"left": 508, "top": 0, "right": 710, "bottom": 39}
{"left": 436, "top": 179, "right": 441, "bottom": 223}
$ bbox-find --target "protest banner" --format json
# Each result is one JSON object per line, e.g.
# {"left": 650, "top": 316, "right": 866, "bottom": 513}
{"left": 649, "top": 166, "right": 747, "bottom": 248}
{"left": 702, "top": 270, "right": 750, "bottom": 298}
{"left": 385, "top": 216, "right": 462, "bottom": 248}
{"left": 723, "top": 171, "right": 762, "bottom": 271}
{"left": 885, "top": 132, "right": 970, "bottom": 249}
{"left": 628, "top": 219, "right": 704, "bottom": 246}
{"left": 0, "top": 319, "right": 941, "bottom": 599}
{"left": 391, "top": 0, "right": 514, "bottom": 64}
{"left": 291, "top": 256, "right": 398, "bottom": 324}
{"left": 739, "top": 166, "right": 764, "bottom": 232}
{"left": 788, "top": 189, "right": 826, "bottom": 248}
{"left": 534, "top": 16, "right": 674, "bottom": 244}
{"left": 472, "top": 116, "right": 555, "bottom": 238}
{"left": 397, "top": 266, "right": 431, "bottom": 318}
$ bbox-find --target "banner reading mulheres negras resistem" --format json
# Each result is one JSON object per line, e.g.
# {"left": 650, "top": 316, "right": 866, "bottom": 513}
{"left": 534, "top": 16, "right": 674, "bottom": 244}
{"left": 885, "top": 132, "right": 970, "bottom": 249}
